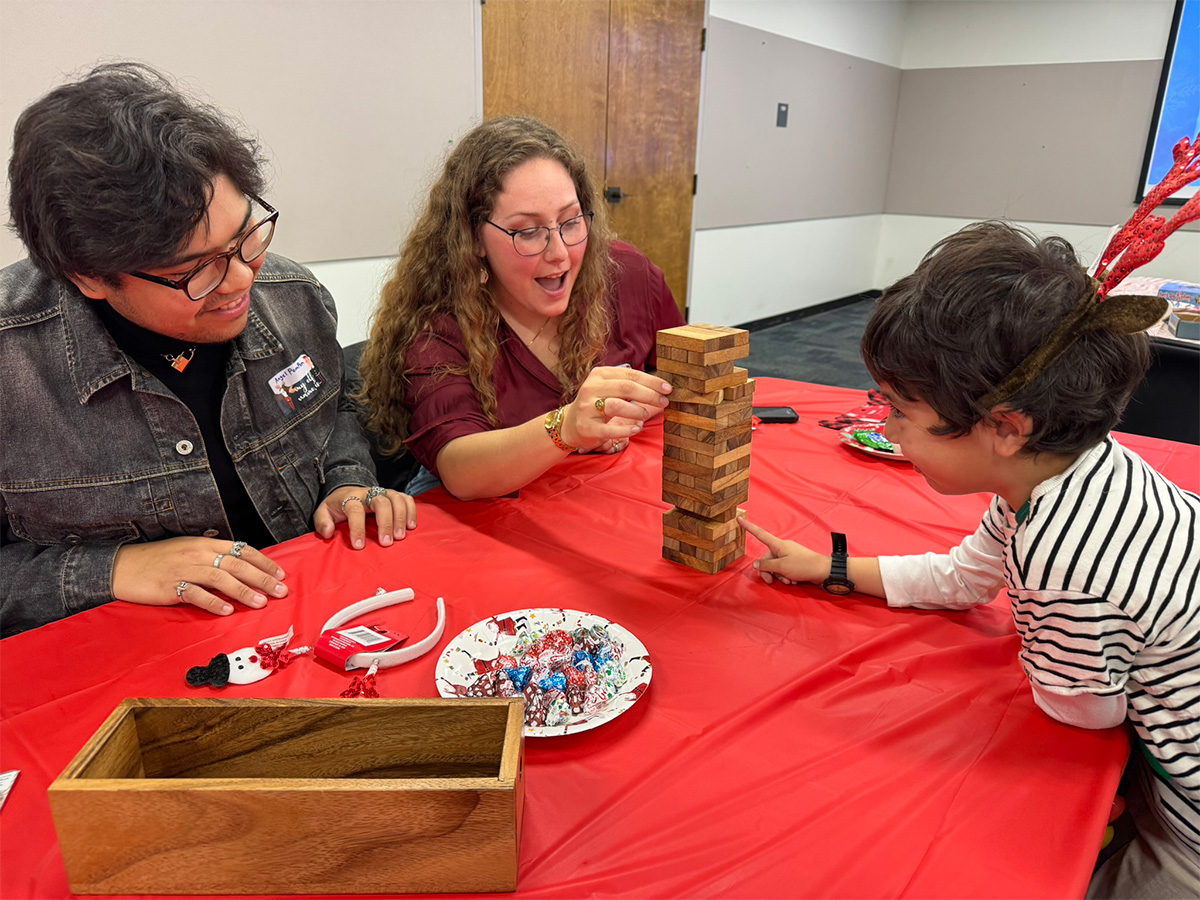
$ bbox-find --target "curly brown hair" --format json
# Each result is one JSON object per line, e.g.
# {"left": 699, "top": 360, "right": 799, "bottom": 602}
{"left": 358, "top": 116, "right": 613, "bottom": 456}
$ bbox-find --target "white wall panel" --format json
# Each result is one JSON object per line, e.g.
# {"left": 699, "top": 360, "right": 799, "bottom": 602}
{"left": 304, "top": 256, "right": 397, "bottom": 348}
{"left": 690, "top": 216, "right": 882, "bottom": 324}
{"left": 901, "top": 0, "right": 1175, "bottom": 69}
{"left": 710, "top": 0, "right": 910, "bottom": 67}
{"left": 876, "top": 214, "right": 1200, "bottom": 291}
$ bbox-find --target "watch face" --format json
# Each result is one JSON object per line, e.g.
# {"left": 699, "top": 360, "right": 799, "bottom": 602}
{"left": 823, "top": 579, "right": 854, "bottom": 596}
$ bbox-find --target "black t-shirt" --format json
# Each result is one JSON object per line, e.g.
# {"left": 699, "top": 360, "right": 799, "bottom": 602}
{"left": 94, "top": 302, "right": 276, "bottom": 549}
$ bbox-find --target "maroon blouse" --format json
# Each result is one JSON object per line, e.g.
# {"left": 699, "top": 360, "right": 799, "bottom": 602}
{"left": 403, "top": 241, "right": 685, "bottom": 475}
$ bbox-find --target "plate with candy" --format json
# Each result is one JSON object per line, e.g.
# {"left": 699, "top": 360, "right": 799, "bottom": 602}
{"left": 838, "top": 425, "right": 907, "bottom": 461}
{"left": 435, "top": 608, "right": 652, "bottom": 737}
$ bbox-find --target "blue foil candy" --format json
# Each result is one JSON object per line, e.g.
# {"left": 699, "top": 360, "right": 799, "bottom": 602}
{"left": 539, "top": 672, "right": 567, "bottom": 692}
{"left": 505, "top": 666, "right": 532, "bottom": 691}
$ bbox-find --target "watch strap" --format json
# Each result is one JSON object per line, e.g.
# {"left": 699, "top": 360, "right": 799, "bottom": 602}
{"left": 830, "top": 532, "right": 849, "bottom": 580}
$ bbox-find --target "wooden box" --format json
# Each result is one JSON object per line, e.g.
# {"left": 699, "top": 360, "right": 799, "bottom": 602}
{"left": 48, "top": 697, "right": 525, "bottom": 895}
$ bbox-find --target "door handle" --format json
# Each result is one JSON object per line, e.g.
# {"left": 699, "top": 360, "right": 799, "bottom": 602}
{"left": 604, "top": 186, "right": 629, "bottom": 204}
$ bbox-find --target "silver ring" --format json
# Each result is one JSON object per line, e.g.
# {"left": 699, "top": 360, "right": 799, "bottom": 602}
{"left": 175, "top": 581, "right": 189, "bottom": 599}
{"left": 230, "top": 541, "right": 247, "bottom": 558}
{"left": 341, "top": 494, "right": 364, "bottom": 512}
{"left": 212, "top": 553, "right": 226, "bottom": 569}
{"left": 365, "top": 486, "right": 387, "bottom": 504}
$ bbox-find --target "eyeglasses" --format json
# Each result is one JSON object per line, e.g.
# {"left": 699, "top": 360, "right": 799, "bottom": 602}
{"left": 129, "top": 197, "right": 279, "bottom": 301}
{"left": 485, "top": 211, "right": 593, "bottom": 257}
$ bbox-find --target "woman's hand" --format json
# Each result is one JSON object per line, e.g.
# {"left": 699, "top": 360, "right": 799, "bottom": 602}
{"left": 560, "top": 366, "right": 672, "bottom": 451}
{"left": 112, "top": 537, "right": 287, "bottom": 616}
{"left": 738, "top": 517, "right": 828, "bottom": 586}
{"left": 315, "top": 485, "right": 418, "bottom": 550}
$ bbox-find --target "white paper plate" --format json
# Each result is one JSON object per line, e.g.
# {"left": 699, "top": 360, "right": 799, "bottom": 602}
{"left": 435, "top": 608, "right": 652, "bottom": 737}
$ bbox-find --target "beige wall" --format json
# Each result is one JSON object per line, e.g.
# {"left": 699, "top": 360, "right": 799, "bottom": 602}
{"left": 693, "top": 18, "right": 901, "bottom": 229}
{"left": 0, "top": 0, "right": 481, "bottom": 269}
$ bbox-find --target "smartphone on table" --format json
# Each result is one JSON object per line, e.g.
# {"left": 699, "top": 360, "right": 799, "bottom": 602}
{"left": 752, "top": 406, "right": 799, "bottom": 424}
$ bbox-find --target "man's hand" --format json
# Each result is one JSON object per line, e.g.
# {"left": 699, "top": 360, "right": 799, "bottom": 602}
{"left": 738, "top": 516, "right": 829, "bottom": 586}
{"left": 112, "top": 537, "right": 287, "bottom": 616}
{"left": 315, "top": 485, "right": 418, "bottom": 549}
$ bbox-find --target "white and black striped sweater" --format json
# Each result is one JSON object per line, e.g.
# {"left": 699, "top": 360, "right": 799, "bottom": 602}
{"left": 880, "top": 436, "right": 1200, "bottom": 858}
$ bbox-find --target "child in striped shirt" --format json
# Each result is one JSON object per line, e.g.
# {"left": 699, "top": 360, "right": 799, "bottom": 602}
{"left": 740, "top": 221, "right": 1200, "bottom": 899}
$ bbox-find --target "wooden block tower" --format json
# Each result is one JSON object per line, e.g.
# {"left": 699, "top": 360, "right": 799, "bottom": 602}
{"left": 656, "top": 324, "right": 755, "bottom": 574}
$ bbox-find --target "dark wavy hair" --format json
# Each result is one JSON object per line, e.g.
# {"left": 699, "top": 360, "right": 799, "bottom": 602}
{"left": 861, "top": 221, "right": 1150, "bottom": 455}
{"left": 8, "top": 61, "right": 266, "bottom": 285}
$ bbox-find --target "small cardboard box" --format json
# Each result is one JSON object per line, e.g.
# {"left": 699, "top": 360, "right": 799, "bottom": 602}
{"left": 48, "top": 697, "right": 525, "bottom": 895}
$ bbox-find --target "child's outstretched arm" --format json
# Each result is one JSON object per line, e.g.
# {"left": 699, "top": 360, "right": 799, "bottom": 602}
{"left": 738, "top": 516, "right": 885, "bottom": 598}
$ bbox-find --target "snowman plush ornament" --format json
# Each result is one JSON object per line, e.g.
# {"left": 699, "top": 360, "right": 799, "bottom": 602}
{"left": 185, "top": 627, "right": 309, "bottom": 687}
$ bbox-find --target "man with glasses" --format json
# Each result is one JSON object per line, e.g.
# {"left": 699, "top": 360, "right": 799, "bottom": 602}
{"left": 0, "top": 63, "right": 415, "bottom": 637}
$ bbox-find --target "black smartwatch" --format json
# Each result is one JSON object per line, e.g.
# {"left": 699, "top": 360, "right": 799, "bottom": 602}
{"left": 821, "top": 532, "right": 855, "bottom": 595}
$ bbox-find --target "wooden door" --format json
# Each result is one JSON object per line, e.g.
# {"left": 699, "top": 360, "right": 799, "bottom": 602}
{"left": 481, "top": 0, "right": 704, "bottom": 314}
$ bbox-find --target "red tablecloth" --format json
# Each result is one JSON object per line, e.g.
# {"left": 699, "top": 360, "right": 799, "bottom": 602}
{"left": 5, "top": 379, "right": 1194, "bottom": 899}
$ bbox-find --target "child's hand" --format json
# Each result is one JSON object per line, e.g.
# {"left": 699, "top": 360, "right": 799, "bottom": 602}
{"left": 738, "top": 516, "right": 829, "bottom": 587}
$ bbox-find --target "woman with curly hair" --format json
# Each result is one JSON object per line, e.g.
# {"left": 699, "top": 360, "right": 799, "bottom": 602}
{"left": 358, "top": 117, "right": 683, "bottom": 500}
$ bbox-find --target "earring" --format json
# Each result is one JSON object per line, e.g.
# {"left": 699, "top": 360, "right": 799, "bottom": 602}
{"left": 479, "top": 265, "right": 489, "bottom": 285}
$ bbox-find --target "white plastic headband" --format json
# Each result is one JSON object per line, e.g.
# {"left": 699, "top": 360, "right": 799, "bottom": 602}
{"left": 320, "top": 588, "right": 446, "bottom": 671}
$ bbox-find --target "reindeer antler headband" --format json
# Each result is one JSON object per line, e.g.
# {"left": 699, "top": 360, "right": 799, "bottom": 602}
{"left": 979, "top": 132, "right": 1200, "bottom": 410}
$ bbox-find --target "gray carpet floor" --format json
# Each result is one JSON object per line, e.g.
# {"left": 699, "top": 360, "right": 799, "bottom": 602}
{"left": 740, "top": 299, "right": 877, "bottom": 390}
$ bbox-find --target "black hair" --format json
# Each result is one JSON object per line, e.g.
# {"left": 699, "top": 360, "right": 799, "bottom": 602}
{"left": 861, "top": 221, "right": 1150, "bottom": 455}
{"left": 8, "top": 61, "right": 266, "bottom": 285}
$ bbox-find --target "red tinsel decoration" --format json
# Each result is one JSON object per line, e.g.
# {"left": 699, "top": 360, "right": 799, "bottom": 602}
{"left": 1096, "top": 133, "right": 1200, "bottom": 298}
{"left": 340, "top": 672, "right": 380, "bottom": 698}
{"left": 253, "top": 640, "right": 302, "bottom": 672}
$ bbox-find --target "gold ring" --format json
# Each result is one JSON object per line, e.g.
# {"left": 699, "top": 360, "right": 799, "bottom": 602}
{"left": 595, "top": 398, "right": 607, "bottom": 414}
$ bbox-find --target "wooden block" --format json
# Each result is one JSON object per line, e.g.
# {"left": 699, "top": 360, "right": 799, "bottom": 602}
{"left": 665, "top": 407, "right": 723, "bottom": 430}
{"left": 663, "top": 515, "right": 741, "bottom": 552}
{"left": 663, "top": 467, "right": 695, "bottom": 489}
{"left": 657, "top": 345, "right": 691, "bottom": 363}
{"left": 669, "top": 533, "right": 744, "bottom": 563}
{"left": 663, "top": 366, "right": 749, "bottom": 395}
{"left": 663, "top": 420, "right": 724, "bottom": 444}
{"left": 664, "top": 440, "right": 752, "bottom": 470}
{"left": 663, "top": 452, "right": 751, "bottom": 480}
{"left": 662, "top": 545, "right": 720, "bottom": 574}
{"left": 657, "top": 324, "right": 750, "bottom": 356}
{"left": 669, "top": 385, "right": 724, "bottom": 406}
{"left": 723, "top": 378, "right": 757, "bottom": 401}
{"left": 663, "top": 474, "right": 749, "bottom": 507}
{"left": 663, "top": 421, "right": 752, "bottom": 457}
{"left": 48, "top": 698, "right": 526, "bottom": 895}
{"left": 663, "top": 478, "right": 750, "bottom": 517}
{"left": 663, "top": 460, "right": 750, "bottom": 495}
{"left": 668, "top": 528, "right": 740, "bottom": 555}
{"left": 662, "top": 542, "right": 745, "bottom": 575}
{"left": 656, "top": 356, "right": 735, "bottom": 382}
{"left": 664, "top": 398, "right": 754, "bottom": 431}
{"left": 663, "top": 507, "right": 740, "bottom": 537}
{"left": 686, "top": 345, "right": 747, "bottom": 365}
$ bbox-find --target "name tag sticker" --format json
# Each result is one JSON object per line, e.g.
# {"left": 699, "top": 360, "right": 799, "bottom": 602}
{"left": 269, "top": 353, "right": 325, "bottom": 415}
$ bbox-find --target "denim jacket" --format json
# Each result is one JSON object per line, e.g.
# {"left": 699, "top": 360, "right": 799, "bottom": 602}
{"left": 0, "top": 254, "right": 376, "bottom": 636}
